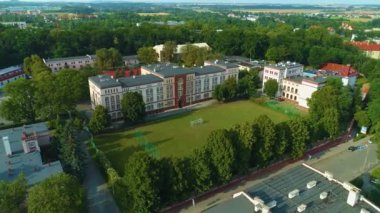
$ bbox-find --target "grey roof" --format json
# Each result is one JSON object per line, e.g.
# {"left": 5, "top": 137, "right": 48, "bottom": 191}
{"left": 266, "top": 61, "right": 303, "bottom": 70}
{"left": 203, "top": 194, "right": 254, "bottom": 213}
{"left": 122, "top": 55, "right": 138, "bottom": 60}
{"left": 205, "top": 166, "right": 378, "bottom": 213}
{"left": 206, "top": 60, "right": 240, "bottom": 69}
{"left": 118, "top": 74, "right": 163, "bottom": 87}
{"left": 89, "top": 75, "right": 121, "bottom": 89}
{"left": 142, "top": 64, "right": 195, "bottom": 77}
{"left": 44, "top": 55, "right": 93, "bottom": 63}
{"left": 284, "top": 76, "right": 304, "bottom": 83}
{"left": 0, "top": 66, "right": 22, "bottom": 75}
{"left": 303, "top": 76, "right": 327, "bottom": 84}
{"left": 0, "top": 123, "right": 63, "bottom": 185}
{"left": 191, "top": 66, "right": 225, "bottom": 75}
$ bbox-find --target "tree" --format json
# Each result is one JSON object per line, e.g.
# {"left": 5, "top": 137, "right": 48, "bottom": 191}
{"left": 121, "top": 92, "right": 145, "bottom": 123}
{"left": 355, "top": 111, "right": 371, "bottom": 127}
{"left": 275, "top": 122, "right": 290, "bottom": 157}
{"left": 322, "top": 108, "right": 340, "bottom": 138}
{"left": 238, "top": 69, "right": 260, "bottom": 97}
{"left": 212, "top": 78, "right": 238, "bottom": 102}
{"left": 0, "top": 174, "right": 27, "bottom": 213}
{"left": 180, "top": 44, "right": 213, "bottom": 67}
{"left": 95, "top": 48, "right": 122, "bottom": 70}
{"left": 287, "top": 119, "right": 310, "bottom": 158}
{"left": 27, "top": 173, "right": 85, "bottom": 213}
{"left": 89, "top": 105, "right": 111, "bottom": 134}
{"left": 23, "top": 54, "right": 50, "bottom": 76}
{"left": 264, "top": 79, "right": 278, "bottom": 98}
{"left": 308, "top": 46, "right": 327, "bottom": 68}
{"left": 137, "top": 47, "right": 158, "bottom": 64}
{"left": 124, "top": 152, "right": 160, "bottom": 213}
{"left": 253, "top": 115, "right": 276, "bottom": 165}
{"left": 206, "top": 129, "right": 237, "bottom": 184}
{"left": 191, "top": 149, "right": 214, "bottom": 193}
{"left": 265, "top": 46, "right": 288, "bottom": 62}
{"left": 233, "top": 122, "right": 257, "bottom": 169}
{"left": 0, "top": 78, "right": 36, "bottom": 123}
{"left": 161, "top": 41, "right": 177, "bottom": 63}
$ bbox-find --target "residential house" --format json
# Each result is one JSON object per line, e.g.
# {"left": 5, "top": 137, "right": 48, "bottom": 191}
{"left": 0, "top": 66, "right": 26, "bottom": 88}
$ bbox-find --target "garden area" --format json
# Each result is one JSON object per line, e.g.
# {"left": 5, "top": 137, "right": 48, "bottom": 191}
{"left": 94, "top": 100, "right": 292, "bottom": 174}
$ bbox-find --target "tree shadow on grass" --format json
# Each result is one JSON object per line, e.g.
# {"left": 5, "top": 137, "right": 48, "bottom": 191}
{"left": 95, "top": 130, "right": 152, "bottom": 147}
{"left": 105, "top": 137, "right": 173, "bottom": 176}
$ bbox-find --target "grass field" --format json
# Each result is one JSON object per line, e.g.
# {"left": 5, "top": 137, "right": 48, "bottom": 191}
{"left": 95, "top": 100, "right": 291, "bottom": 174}
{"left": 235, "top": 9, "right": 321, "bottom": 14}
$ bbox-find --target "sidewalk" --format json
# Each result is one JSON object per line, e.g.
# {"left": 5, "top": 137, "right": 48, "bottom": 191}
{"left": 79, "top": 131, "right": 120, "bottom": 213}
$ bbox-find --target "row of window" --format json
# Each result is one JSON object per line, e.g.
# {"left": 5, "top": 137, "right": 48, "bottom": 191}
{"left": 104, "top": 95, "right": 121, "bottom": 112}
{"left": 283, "top": 92, "right": 297, "bottom": 101}
{"left": 105, "top": 88, "right": 118, "bottom": 95}
{"left": 282, "top": 85, "right": 298, "bottom": 94}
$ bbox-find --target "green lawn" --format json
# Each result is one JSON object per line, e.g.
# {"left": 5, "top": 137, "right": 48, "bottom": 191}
{"left": 95, "top": 100, "right": 291, "bottom": 174}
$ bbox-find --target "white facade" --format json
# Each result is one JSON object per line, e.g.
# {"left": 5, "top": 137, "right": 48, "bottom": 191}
{"left": 44, "top": 55, "right": 96, "bottom": 72}
{"left": 263, "top": 62, "right": 304, "bottom": 96}
{"left": 1, "top": 22, "right": 27, "bottom": 29}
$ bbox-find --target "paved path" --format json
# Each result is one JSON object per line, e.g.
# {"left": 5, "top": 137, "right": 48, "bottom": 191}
{"left": 178, "top": 136, "right": 376, "bottom": 213}
{"left": 80, "top": 136, "right": 120, "bottom": 213}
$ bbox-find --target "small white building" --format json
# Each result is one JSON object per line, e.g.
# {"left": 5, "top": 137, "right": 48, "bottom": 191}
{"left": 0, "top": 66, "right": 26, "bottom": 88}
{"left": 43, "top": 55, "right": 96, "bottom": 72}
{"left": 153, "top": 42, "right": 210, "bottom": 62}
{"left": 0, "top": 22, "right": 27, "bottom": 29}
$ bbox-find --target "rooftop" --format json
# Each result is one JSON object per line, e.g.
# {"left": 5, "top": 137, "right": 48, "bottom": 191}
{"left": 203, "top": 165, "right": 378, "bottom": 213}
{"left": 205, "top": 60, "right": 240, "bottom": 69}
{"left": 142, "top": 64, "right": 226, "bottom": 77}
{"left": 89, "top": 75, "right": 121, "bottom": 89}
{"left": 266, "top": 61, "right": 303, "bottom": 70}
{"left": 118, "top": 74, "right": 163, "bottom": 87}
{"left": 0, "top": 123, "right": 63, "bottom": 185}
{"left": 319, "top": 63, "right": 358, "bottom": 77}
{"left": 44, "top": 55, "right": 93, "bottom": 63}
{"left": 0, "top": 65, "right": 22, "bottom": 76}
{"left": 351, "top": 41, "right": 380, "bottom": 51}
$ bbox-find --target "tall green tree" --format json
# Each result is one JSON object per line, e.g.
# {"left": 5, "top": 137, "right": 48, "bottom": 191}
{"left": 27, "top": 173, "right": 85, "bottom": 213}
{"left": 0, "top": 174, "right": 27, "bottom": 213}
{"left": 137, "top": 47, "right": 158, "bottom": 64}
{"left": 161, "top": 41, "right": 177, "bottom": 63}
{"left": 23, "top": 54, "right": 50, "bottom": 76}
{"left": 253, "top": 115, "right": 276, "bottom": 165}
{"left": 89, "top": 105, "right": 111, "bottom": 134}
{"left": 213, "top": 78, "right": 238, "bottom": 102}
{"left": 264, "top": 79, "right": 278, "bottom": 98}
{"left": 233, "top": 122, "right": 257, "bottom": 169}
{"left": 308, "top": 46, "right": 327, "bottom": 68}
{"left": 275, "top": 122, "right": 290, "bottom": 157}
{"left": 95, "top": 48, "right": 123, "bottom": 70}
{"left": 0, "top": 78, "right": 36, "bottom": 123}
{"left": 191, "top": 149, "right": 214, "bottom": 193}
{"left": 121, "top": 92, "right": 145, "bottom": 123}
{"left": 206, "top": 129, "right": 237, "bottom": 184}
{"left": 354, "top": 110, "right": 371, "bottom": 128}
{"left": 238, "top": 69, "right": 260, "bottom": 97}
{"left": 124, "top": 152, "right": 160, "bottom": 213}
{"left": 287, "top": 119, "right": 310, "bottom": 158}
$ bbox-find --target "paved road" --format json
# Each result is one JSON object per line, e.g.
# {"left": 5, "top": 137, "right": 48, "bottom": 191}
{"left": 180, "top": 136, "right": 376, "bottom": 213}
{"left": 79, "top": 133, "right": 120, "bottom": 213}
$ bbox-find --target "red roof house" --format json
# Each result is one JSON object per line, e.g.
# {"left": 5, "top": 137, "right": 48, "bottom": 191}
{"left": 319, "top": 63, "right": 358, "bottom": 77}
{"left": 351, "top": 41, "right": 380, "bottom": 52}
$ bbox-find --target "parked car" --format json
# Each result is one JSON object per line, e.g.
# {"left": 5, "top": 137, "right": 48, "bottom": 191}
{"left": 348, "top": 146, "right": 357, "bottom": 151}
{"left": 370, "top": 178, "right": 380, "bottom": 185}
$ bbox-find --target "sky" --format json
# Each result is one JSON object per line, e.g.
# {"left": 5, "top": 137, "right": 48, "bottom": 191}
{"left": 3, "top": 0, "right": 380, "bottom": 4}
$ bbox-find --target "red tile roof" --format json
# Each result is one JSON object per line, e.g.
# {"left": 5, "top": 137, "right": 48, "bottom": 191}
{"left": 102, "top": 68, "right": 141, "bottom": 78}
{"left": 351, "top": 41, "right": 380, "bottom": 51}
{"left": 319, "top": 63, "right": 358, "bottom": 77}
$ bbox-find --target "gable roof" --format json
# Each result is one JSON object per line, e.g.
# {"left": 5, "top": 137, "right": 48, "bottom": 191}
{"left": 319, "top": 63, "right": 358, "bottom": 77}
{"left": 351, "top": 41, "right": 380, "bottom": 51}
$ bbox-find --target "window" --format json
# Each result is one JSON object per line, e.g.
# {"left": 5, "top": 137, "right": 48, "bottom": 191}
{"left": 195, "top": 80, "right": 201, "bottom": 94}
{"left": 203, "top": 78, "right": 210, "bottom": 92}
{"left": 105, "top": 97, "right": 110, "bottom": 110}
{"left": 157, "top": 102, "right": 164, "bottom": 109}
{"left": 116, "top": 95, "right": 120, "bottom": 110}
{"left": 212, "top": 77, "right": 218, "bottom": 90}
{"left": 156, "top": 87, "right": 163, "bottom": 101}
{"left": 204, "top": 92, "right": 209, "bottom": 98}
{"left": 145, "top": 88, "right": 154, "bottom": 103}
{"left": 111, "top": 96, "right": 115, "bottom": 111}
{"left": 295, "top": 89, "right": 298, "bottom": 94}
{"left": 221, "top": 75, "right": 225, "bottom": 83}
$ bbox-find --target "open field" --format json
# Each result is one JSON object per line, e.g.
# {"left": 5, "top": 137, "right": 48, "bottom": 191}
{"left": 137, "top": 12, "right": 169, "bottom": 16}
{"left": 95, "top": 100, "right": 291, "bottom": 174}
